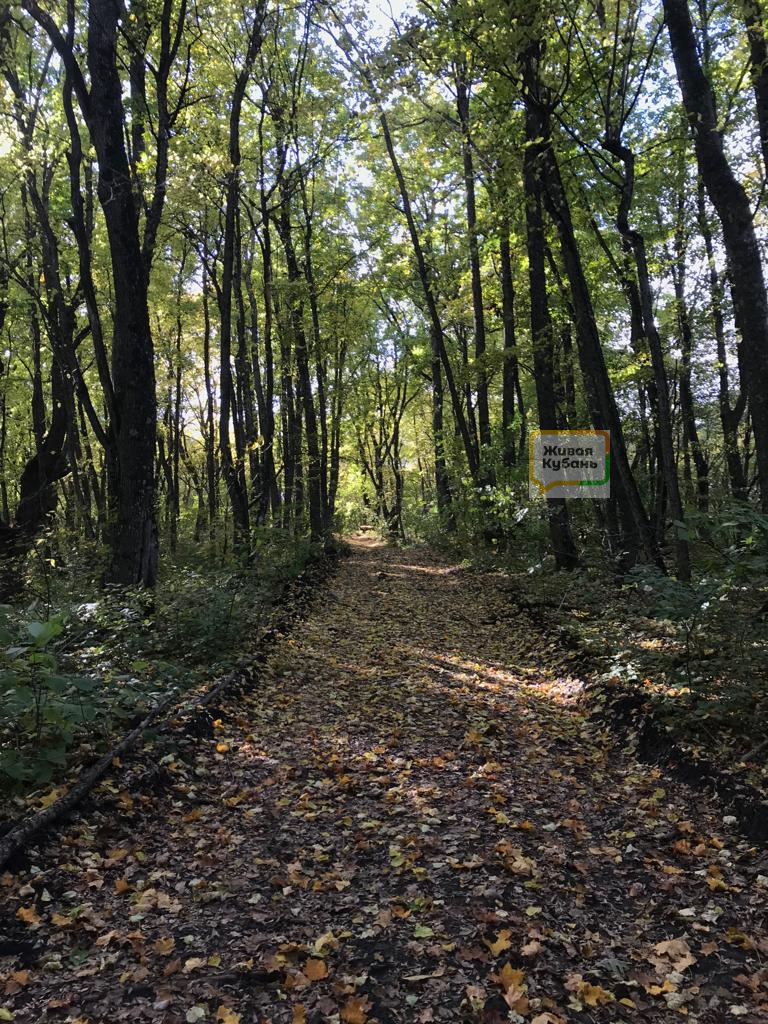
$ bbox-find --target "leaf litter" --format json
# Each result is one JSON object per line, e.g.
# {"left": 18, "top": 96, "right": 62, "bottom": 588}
{"left": 1, "top": 538, "right": 767, "bottom": 1022}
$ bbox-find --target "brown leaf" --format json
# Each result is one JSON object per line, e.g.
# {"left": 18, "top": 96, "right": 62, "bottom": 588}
{"left": 340, "top": 996, "right": 372, "bottom": 1023}
{"left": 163, "top": 958, "right": 182, "bottom": 977}
{"left": 304, "top": 958, "right": 328, "bottom": 981}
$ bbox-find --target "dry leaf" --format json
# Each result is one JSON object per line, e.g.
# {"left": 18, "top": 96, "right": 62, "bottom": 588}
{"left": 15, "top": 906, "right": 40, "bottom": 926}
{"left": 486, "top": 928, "right": 513, "bottom": 956}
{"left": 304, "top": 958, "right": 328, "bottom": 980}
{"left": 340, "top": 996, "right": 371, "bottom": 1023}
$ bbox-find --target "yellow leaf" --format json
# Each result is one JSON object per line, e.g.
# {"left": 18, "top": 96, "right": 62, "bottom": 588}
{"left": 292, "top": 1006, "right": 307, "bottom": 1024}
{"left": 579, "top": 981, "right": 614, "bottom": 1006}
{"left": 312, "top": 930, "right": 338, "bottom": 955}
{"left": 154, "top": 936, "right": 175, "bottom": 955}
{"left": 726, "top": 929, "right": 755, "bottom": 950}
{"left": 16, "top": 906, "right": 40, "bottom": 926}
{"left": 525, "top": 905, "right": 542, "bottom": 917}
{"left": 38, "top": 788, "right": 63, "bottom": 809}
{"left": 216, "top": 1008, "right": 241, "bottom": 1024}
{"left": 51, "top": 913, "right": 72, "bottom": 927}
{"left": 648, "top": 979, "right": 677, "bottom": 996}
{"left": 496, "top": 963, "right": 525, "bottom": 992}
{"left": 486, "top": 928, "right": 513, "bottom": 956}
{"left": 304, "top": 958, "right": 328, "bottom": 980}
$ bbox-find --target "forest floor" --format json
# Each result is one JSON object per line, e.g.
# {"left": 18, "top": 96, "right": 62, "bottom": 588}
{"left": 1, "top": 538, "right": 767, "bottom": 1024}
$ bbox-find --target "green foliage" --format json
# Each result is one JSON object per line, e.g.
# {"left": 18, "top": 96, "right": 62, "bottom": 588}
{"left": 0, "top": 531, "right": 316, "bottom": 796}
{"left": 0, "top": 609, "right": 103, "bottom": 787}
{"left": 591, "top": 505, "right": 768, "bottom": 765}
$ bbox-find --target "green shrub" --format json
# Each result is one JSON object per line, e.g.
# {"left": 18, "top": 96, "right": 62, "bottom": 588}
{"left": 0, "top": 609, "right": 103, "bottom": 787}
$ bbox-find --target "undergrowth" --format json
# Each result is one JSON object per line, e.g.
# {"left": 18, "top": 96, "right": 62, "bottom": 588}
{"left": 521, "top": 507, "right": 767, "bottom": 790}
{"left": 0, "top": 529, "right": 316, "bottom": 803}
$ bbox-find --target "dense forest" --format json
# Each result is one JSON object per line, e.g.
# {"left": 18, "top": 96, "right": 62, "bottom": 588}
{"left": 2, "top": 0, "right": 768, "bottom": 581}
{"left": 0, "top": 0, "right": 768, "bottom": 1020}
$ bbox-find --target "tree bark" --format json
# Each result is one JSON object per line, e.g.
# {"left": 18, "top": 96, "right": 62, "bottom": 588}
{"left": 664, "top": 0, "right": 768, "bottom": 511}
{"left": 740, "top": 0, "right": 768, "bottom": 179}
{"left": 456, "top": 68, "right": 492, "bottom": 467}
{"left": 696, "top": 181, "right": 748, "bottom": 500}
{"left": 603, "top": 134, "right": 690, "bottom": 580}
{"left": 670, "top": 190, "right": 709, "bottom": 510}
{"left": 523, "top": 99, "right": 580, "bottom": 570}
{"left": 499, "top": 225, "right": 524, "bottom": 467}
{"left": 520, "top": 53, "right": 661, "bottom": 569}
{"left": 214, "top": 14, "right": 265, "bottom": 556}
{"left": 274, "top": 166, "right": 325, "bottom": 543}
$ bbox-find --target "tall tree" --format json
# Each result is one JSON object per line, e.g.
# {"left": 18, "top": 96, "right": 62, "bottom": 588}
{"left": 664, "top": 0, "right": 768, "bottom": 512}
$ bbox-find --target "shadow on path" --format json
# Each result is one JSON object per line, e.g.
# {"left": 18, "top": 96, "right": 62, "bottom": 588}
{"left": 1, "top": 538, "right": 767, "bottom": 1023}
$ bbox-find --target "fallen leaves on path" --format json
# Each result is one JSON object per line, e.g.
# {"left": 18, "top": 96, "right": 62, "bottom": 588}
{"left": 1, "top": 539, "right": 767, "bottom": 1022}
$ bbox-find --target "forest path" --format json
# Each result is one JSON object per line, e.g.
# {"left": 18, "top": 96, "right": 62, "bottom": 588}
{"left": 2, "top": 539, "right": 767, "bottom": 1023}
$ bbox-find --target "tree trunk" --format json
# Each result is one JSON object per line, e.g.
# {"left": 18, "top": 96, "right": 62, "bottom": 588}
{"left": 664, "top": 0, "right": 768, "bottom": 511}
{"left": 375, "top": 98, "right": 479, "bottom": 485}
{"left": 499, "top": 225, "right": 524, "bottom": 467}
{"left": 85, "top": 0, "right": 158, "bottom": 585}
{"left": 456, "top": 69, "right": 492, "bottom": 469}
{"left": 696, "top": 181, "right": 748, "bottom": 500}
{"left": 202, "top": 269, "right": 218, "bottom": 538}
{"left": 671, "top": 191, "right": 709, "bottom": 510}
{"left": 523, "top": 100, "right": 580, "bottom": 571}
{"left": 520, "top": 59, "right": 661, "bottom": 569}
{"left": 215, "top": 15, "right": 264, "bottom": 556}
{"left": 275, "top": 175, "right": 325, "bottom": 543}
{"left": 603, "top": 135, "right": 690, "bottom": 580}
{"left": 740, "top": 0, "right": 768, "bottom": 179}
